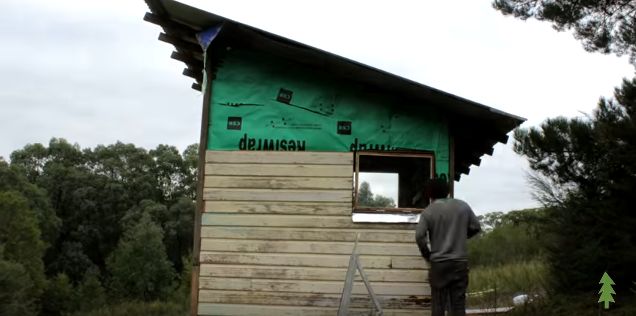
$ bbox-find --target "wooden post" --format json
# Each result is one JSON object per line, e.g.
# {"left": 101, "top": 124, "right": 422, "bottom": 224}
{"left": 190, "top": 50, "right": 214, "bottom": 316}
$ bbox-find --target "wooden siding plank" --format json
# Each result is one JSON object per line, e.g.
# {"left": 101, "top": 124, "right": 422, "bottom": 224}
{"left": 198, "top": 290, "right": 430, "bottom": 309}
{"left": 198, "top": 303, "right": 335, "bottom": 316}
{"left": 200, "top": 239, "right": 420, "bottom": 256}
{"left": 199, "top": 264, "right": 427, "bottom": 282}
{"left": 205, "top": 163, "right": 352, "bottom": 177}
{"left": 204, "top": 201, "right": 352, "bottom": 215}
{"left": 204, "top": 176, "right": 352, "bottom": 190}
{"left": 198, "top": 277, "right": 430, "bottom": 296}
{"left": 203, "top": 188, "right": 351, "bottom": 202}
{"left": 198, "top": 304, "right": 428, "bottom": 316}
{"left": 206, "top": 151, "right": 353, "bottom": 165}
{"left": 200, "top": 227, "right": 416, "bottom": 242}
{"left": 199, "top": 252, "right": 397, "bottom": 269}
{"left": 391, "top": 256, "right": 429, "bottom": 269}
{"left": 201, "top": 214, "right": 415, "bottom": 229}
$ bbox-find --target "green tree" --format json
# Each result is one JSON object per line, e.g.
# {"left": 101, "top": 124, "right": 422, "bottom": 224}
{"left": 469, "top": 209, "right": 546, "bottom": 267}
{"left": 6, "top": 139, "right": 197, "bottom": 308}
{"left": 357, "top": 181, "right": 396, "bottom": 208}
{"left": 371, "top": 194, "right": 396, "bottom": 208}
{"left": 0, "top": 159, "right": 59, "bottom": 247}
{"left": 514, "top": 78, "right": 636, "bottom": 292}
{"left": 0, "top": 190, "right": 46, "bottom": 301}
{"left": 107, "top": 213, "right": 176, "bottom": 301}
{"left": 9, "top": 139, "right": 197, "bottom": 283}
{"left": 41, "top": 273, "right": 76, "bottom": 316}
{"left": 0, "top": 247, "right": 37, "bottom": 316}
{"left": 357, "top": 181, "right": 374, "bottom": 206}
{"left": 121, "top": 198, "right": 194, "bottom": 271}
{"left": 164, "top": 198, "right": 195, "bottom": 271}
{"left": 476, "top": 211, "right": 505, "bottom": 232}
{"left": 181, "top": 144, "right": 199, "bottom": 200}
{"left": 493, "top": 0, "right": 636, "bottom": 65}
{"left": 75, "top": 267, "right": 107, "bottom": 312}
{"left": 169, "top": 255, "right": 192, "bottom": 307}
{"left": 150, "top": 145, "right": 189, "bottom": 202}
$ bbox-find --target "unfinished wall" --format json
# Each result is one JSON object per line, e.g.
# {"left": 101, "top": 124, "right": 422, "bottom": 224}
{"left": 198, "top": 151, "right": 430, "bottom": 315}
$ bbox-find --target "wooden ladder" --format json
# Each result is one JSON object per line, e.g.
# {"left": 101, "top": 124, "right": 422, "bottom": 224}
{"left": 337, "top": 233, "right": 383, "bottom": 316}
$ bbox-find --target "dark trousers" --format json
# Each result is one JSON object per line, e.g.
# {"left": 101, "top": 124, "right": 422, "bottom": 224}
{"left": 429, "top": 260, "right": 468, "bottom": 316}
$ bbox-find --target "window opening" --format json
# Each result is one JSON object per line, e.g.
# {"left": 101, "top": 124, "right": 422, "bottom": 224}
{"left": 353, "top": 152, "right": 434, "bottom": 223}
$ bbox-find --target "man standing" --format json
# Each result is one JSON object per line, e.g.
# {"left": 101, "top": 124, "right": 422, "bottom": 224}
{"left": 415, "top": 177, "right": 481, "bottom": 316}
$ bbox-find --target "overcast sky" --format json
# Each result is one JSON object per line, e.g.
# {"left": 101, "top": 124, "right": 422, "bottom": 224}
{"left": 1, "top": 0, "right": 633, "bottom": 215}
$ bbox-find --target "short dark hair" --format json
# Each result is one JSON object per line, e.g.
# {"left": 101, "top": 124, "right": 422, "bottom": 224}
{"left": 425, "top": 176, "right": 449, "bottom": 200}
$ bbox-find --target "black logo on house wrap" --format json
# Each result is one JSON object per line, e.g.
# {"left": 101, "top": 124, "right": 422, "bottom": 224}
{"left": 277, "top": 88, "right": 293, "bottom": 104}
{"left": 227, "top": 117, "right": 242, "bottom": 130}
{"left": 337, "top": 121, "right": 352, "bottom": 135}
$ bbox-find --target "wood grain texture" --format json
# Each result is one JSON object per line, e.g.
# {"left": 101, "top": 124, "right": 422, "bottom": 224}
{"left": 203, "top": 188, "right": 352, "bottom": 202}
{"left": 199, "top": 252, "right": 427, "bottom": 270}
{"left": 197, "top": 151, "right": 431, "bottom": 314}
{"left": 199, "top": 264, "right": 427, "bottom": 282}
{"left": 200, "top": 252, "right": 389, "bottom": 268}
{"left": 206, "top": 151, "right": 353, "bottom": 165}
{"left": 204, "top": 176, "right": 352, "bottom": 190}
{"left": 205, "top": 163, "right": 352, "bottom": 177}
{"left": 198, "top": 303, "right": 429, "bottom": 316}
{"left": 199, "top": 239, "right": 421, "bottom": 256}
{"left": 200, "top": 226, "right": 416, "bottom": 242}
{"left": 204, "top": 201, "right": 352, "bottom": 215}
{"left": 391, "top": 256, "right": 429, "bottom": 269}
{"left": 201, "top": 214, "right": 415, "bottom": 229}
{"left": 198, "top": 290, "right": 430, "bottom": 309}
{"left": 198, "top": 277, "right": 431, "bottom": 296}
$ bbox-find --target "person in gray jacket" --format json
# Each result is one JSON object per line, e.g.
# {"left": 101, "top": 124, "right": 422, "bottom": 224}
{"left": 415, "top": 177, "right": 481, "bottom": 316}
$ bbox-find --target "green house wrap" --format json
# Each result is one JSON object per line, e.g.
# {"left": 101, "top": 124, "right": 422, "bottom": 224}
{"left": 208, "top": 50, "right": 450, "bottom": 177}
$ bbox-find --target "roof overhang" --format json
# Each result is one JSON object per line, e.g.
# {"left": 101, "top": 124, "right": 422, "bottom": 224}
{"left": 144, "top": 0, "right": 526, "bottom": 180}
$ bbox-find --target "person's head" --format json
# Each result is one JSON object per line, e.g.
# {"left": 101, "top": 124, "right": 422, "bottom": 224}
{"left": 425, "top": 176, "right": 449, "bottom": 200}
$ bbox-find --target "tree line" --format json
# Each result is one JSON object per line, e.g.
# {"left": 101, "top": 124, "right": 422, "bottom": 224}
{"left": 1, "top": 139, "right": 198, "bottom": 315}
{"left": 492, "top": 0, "right": 636, "bottom": 311}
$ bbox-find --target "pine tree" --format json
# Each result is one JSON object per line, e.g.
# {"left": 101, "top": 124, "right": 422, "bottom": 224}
{"left": 514, "top": 78, "right": 636, "bottom": 292}
{"left": 598, "top": 272, "right": 616, "bottom": 309}
{"left": 493, "top": 0, "right": 636, "bottom": 65}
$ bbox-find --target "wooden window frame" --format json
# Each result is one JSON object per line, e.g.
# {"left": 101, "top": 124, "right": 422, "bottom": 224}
{"left": 353, "top": 151, "right": 435, "bottom": 214}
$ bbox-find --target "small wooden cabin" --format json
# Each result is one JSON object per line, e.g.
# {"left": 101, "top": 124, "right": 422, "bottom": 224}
{"left": 144, "top": 1, "right": 525, "bottom": 315}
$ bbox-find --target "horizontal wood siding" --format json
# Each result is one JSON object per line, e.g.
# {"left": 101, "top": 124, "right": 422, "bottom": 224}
{"left": 199, "top": 151, "right": 429, "bottom": 315}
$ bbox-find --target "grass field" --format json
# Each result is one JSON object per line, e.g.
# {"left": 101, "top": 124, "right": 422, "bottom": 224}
{"left": 467, "top": 260, "right": 548, "bottom": 309}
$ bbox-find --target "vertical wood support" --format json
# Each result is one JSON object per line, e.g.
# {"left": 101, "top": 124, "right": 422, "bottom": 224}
{"left": 449, "top": 135, "right": 455, "bottom": 198}
{"left": 191, "top": 51, "right": 213, "bottom": 316}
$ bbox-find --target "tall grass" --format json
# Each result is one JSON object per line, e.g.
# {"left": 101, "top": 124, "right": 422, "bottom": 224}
{"left": 467, "top": 260, "right": 548, "bottom": 308}
{"left": 67, "top": 301, "right": 188, "bottom": 316}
